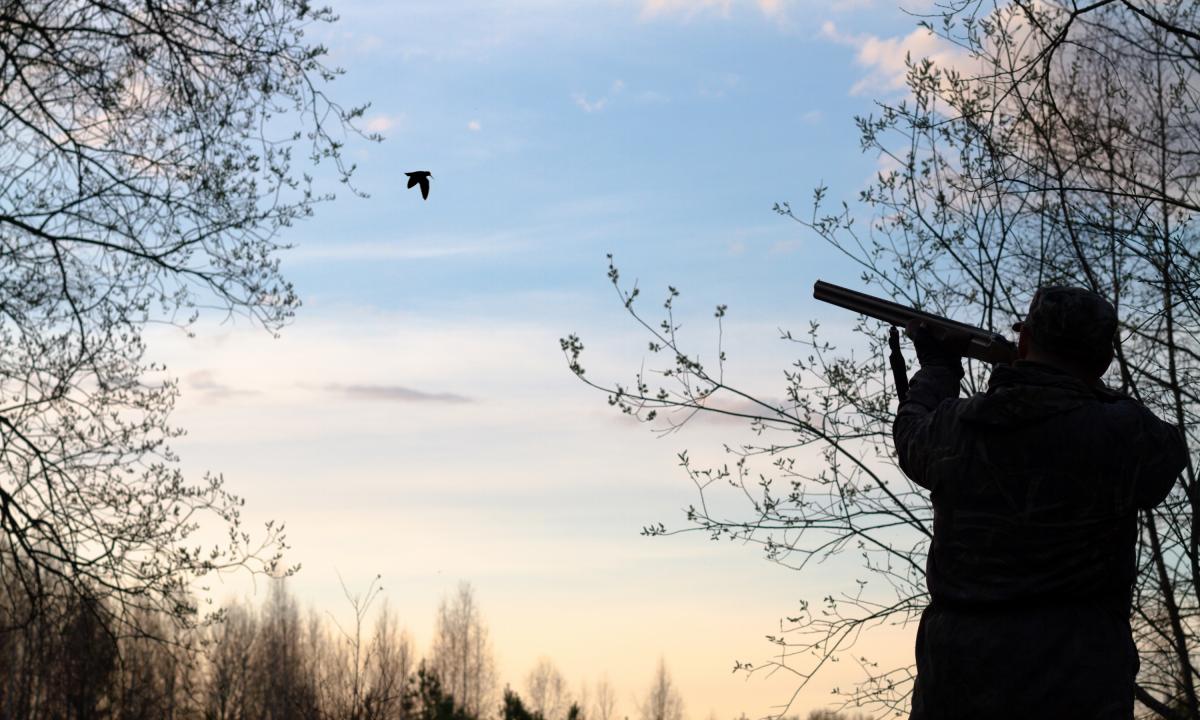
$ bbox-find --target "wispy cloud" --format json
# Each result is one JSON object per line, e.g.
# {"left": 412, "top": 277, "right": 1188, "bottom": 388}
{"left": 323, "top": 383, "right": 473, "bottom": 404}
{"left": 186, "top": 370, "right": 258, "bottom": 401}
{"left": 573, "top": 79, "right": 625, "bottom": 113}
{"left": 287, "top": 231, "right": 531, "bottom": 263}
{"left": 636, "top": 89, "right": 671, "bottom": 104}
{"left": 698, "top": 71, "right": 740, "bottom": 99}
{"left": 820, "top": 20, "right": 967, "bottom": 96}
{"left": 288, "top": 242, "right": 495, "bottom": 262}
{"left": 642, "top": 0, "right": 730, "bottom": 19}
{"left": 639, "top": 0, "right": 792, "bottom": 22}
{"left": 365, "top": 114, "right": 403, "bottom": 133}
{"left": 768, "top": 238, "right": 802, "bottom": 255}
{"left": 716, "top": 224, "right": 801, "bottom": 258}
{"left": 354, "top": 33, "right": 384, "bottom": 53}
{"left": 467, "top": 119, "right": 482, "bottom": 131}
{"left": 573, "top": 94, "right": 607, "bottom": 113}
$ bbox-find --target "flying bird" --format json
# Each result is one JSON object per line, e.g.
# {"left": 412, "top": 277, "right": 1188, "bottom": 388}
{"left": 405, "top": 171, "right": 432, "bottom": 200}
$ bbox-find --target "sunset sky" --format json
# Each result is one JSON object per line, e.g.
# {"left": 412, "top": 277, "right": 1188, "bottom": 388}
{"left": 150, "top": 1, "right": 961, "bottom": 717}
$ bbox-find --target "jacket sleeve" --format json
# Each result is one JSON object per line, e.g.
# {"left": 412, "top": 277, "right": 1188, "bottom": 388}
{"left": 1133, "top": 409, "right": 1189, "bottom": 509}
{"left": 892, "top": 364, "right": 963, "bottom": 490}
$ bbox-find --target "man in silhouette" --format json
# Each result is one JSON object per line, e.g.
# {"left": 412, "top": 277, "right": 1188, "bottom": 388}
{"left": 894, "top": 286, "right": 1188, "bottom": 719}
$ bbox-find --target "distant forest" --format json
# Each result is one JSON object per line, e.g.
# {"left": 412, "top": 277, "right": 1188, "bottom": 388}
{"left": 0, "top": 572, "right": 872, "bottom": 720}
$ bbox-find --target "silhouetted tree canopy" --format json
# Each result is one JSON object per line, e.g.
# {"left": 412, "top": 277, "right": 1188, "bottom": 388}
{"left": 503, "top": 687, "right": 544, "bottom": 720}
{"left": 0, "top": 0, "right": 373, "bottom": 638}
{"left": 0, "top": 576, "right": 487, "bottom": 720}
{"left": 409, "top": 663, "right": 478, "bottom": 720}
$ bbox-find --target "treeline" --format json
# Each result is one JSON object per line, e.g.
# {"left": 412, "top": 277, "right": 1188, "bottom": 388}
{"left": 0, "top": 576, "right": 653, "bottom": 720}
{"left": 0, "top": 573, "right": 866, "bottom": 720}
{"left": 0, "top": 576, "right": 414, "bottom": 719}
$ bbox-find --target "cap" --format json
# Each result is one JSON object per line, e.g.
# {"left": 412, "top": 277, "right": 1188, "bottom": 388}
{"left": 1011, "top": 286, "right": 1118, "bottom": 364}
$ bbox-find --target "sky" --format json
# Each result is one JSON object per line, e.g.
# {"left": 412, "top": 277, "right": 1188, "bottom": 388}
{"left": 149, "top": 1, "right": 958, "bottom": 717}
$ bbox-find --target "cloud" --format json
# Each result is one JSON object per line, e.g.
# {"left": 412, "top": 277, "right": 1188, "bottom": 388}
{"left": 768, "top": 238, "right": 803, "bottom": 255}
{"left": 356, "top": 33, "right": 384, "bottom": 53}
{"left": 756, "top": 0, "right": 785, "bottom": 18}
{"left": 824, "top": 0, "right": 879, "bottom": 10}
{"left": 288, "top": 242, "right": 485, "bottom": 261}
{"left": 637, "top": 90, "right": 671, "bottom": 104}
{"left": 698, "top": 72, "right": 740, "bottom": 99}
{"left": 467, "top": 120, "right": 482, "bottom": 131}
{"left": 186, "top": 370, "right": 258, "bottom": 401}
{"left": 639, "top": 0, "right": 786, "bottom": 21}
{"left": 365, "top": 114, "right": 403, "bottom": 133}
{"left": 287, "top": 231, "right": 530, "bottom": 262}
{"left": 572, "top": 79, "right": 625, "bottom": 113}
{"left": 323, "top": 383, "right": 473, "bottom": 404}
{"left": 573, "top": 94, "right": 607, "bottom": 113}
{"left": 643, "top": 0, "right": 753, "bottom": 19}
{"left": 718, "top": 224, "right": 803, "bottom": 257}
{"left": 820, "top": 20, "right": 968, "bottom": 96}
{"left": 641, "top": 0, "right": 730, "bottom": 19}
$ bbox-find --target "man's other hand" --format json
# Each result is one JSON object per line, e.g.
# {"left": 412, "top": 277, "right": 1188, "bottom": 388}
{"left": 905, "top": 319, "right": 971, "bottom": 368}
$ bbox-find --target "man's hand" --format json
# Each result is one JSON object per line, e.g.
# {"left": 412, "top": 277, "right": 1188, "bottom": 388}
{"left": 904, "top": 319, "right": 972, "bottom": 368}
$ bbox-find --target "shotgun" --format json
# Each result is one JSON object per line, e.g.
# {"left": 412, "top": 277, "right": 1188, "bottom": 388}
{"left": 813, "top": 280, "right": 1017, "bottom": 401}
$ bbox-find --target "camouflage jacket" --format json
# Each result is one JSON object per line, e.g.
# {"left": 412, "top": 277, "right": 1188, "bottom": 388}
{"left": 893, "top": 359, "right": 1188, "bottom": 718}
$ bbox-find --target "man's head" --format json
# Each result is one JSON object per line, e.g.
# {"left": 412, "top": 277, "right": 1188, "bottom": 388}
{"left": 1012, "top": 286, "right": 1118, "bottom": 381}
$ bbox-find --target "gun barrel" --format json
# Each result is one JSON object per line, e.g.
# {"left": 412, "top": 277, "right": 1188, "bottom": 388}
{"left": 813, "top": 280, "right": 1017, "bottom": 365}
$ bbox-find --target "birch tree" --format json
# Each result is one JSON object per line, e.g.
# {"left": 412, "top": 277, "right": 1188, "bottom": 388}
{"left": 638, "top": 658, "right": 683, "bottom": 720}
{"left": 430, "top": 581, "right": 497, "bottom": 718}
{"left": 526, "top": 657, "right": 568, "bottom": 720}
{"left": 593, "top": 675, "right": 617, "bottom": 720}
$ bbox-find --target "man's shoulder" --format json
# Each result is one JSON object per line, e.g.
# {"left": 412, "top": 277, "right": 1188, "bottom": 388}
{"left": 1088, "top": 387, "right": 1166, "bottom": 429}
{"left": 957, "top": 380, "right": 1176, "bottom": 462}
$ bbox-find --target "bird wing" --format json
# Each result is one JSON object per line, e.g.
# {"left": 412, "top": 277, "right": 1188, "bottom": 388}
{"left": 419, "top": 178, "right": 430, "bottom": 200}
{"left": 407, "top": 174, "right": 420, "bottom": 189}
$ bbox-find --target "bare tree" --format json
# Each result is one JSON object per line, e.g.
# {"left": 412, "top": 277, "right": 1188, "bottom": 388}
{"left": 0, "top": 567, "right": 430, "bottom": 718}
{"left": 326, "top": 573, "right": 385, "bottom": 720}
{"left": 526, "top": 657, "right": 569, "bottom": 720}
{"left": 638, "top": 658, "right": 683, "bottom": 720}
{"left": 0, "top": 0, "right": 374, "bottom": 638}
{"left": 576, "top": 681, "right": 590, "bottom": 720}
{"left": 593, "top": 675, "right": 617, "bottom": 720}
{"left": 563, "top": 2, "right": 1199, "bottom": 718}
{"left": 0, "top": 553, "right": 119, "bottom": 719}
{"left": 804, "top": 712, "right": 873, "bottom": 720}
{"left": 253, "top": 578, "right": 320, "bottom": 718}
{"left": 205, "top": 602, "right": 257, "bottom": 720}
{"left": 112, "top": 608, "right": 203, "bottom": 719}
{"left": 429, "top": 581, "right": 497, "bottom": 718}
{"left": 363, "top": 599, "right": 415, "bottom": 720}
